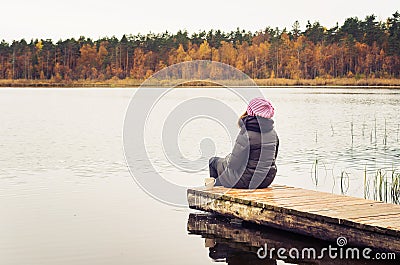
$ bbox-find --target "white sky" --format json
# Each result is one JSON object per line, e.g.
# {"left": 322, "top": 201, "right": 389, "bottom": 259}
{"left": 1, "top": 0, "right": 399, "bottom": 41}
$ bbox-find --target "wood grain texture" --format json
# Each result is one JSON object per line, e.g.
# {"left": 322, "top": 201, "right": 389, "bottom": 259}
{"left": 187, "top": 185, "right": 400, "bottom": 253}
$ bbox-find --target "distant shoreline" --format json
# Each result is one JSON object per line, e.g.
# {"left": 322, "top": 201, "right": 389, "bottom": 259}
{"left": 1, "top": 78, "right": 400, "bottom": 88}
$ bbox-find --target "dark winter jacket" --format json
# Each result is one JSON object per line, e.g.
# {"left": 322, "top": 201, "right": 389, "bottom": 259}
{"left": 214, "top": 115, "right": 279, "bottom": 189}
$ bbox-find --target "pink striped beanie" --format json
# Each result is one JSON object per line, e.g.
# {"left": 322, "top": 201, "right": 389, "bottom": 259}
{"left": 246, "top": 97, "right": 275, "bottom": 119}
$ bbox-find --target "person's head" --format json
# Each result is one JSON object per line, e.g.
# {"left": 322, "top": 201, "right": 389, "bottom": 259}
{"left": 238, "top": 97, "right": 274, "bottom": 127}
{"left": 246, "top": 97, "right": 275, "bottom": 119}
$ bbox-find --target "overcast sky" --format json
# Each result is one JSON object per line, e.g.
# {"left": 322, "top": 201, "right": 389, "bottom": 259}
{"left": 1, "top": 0, "right": 399, "bottom": 41}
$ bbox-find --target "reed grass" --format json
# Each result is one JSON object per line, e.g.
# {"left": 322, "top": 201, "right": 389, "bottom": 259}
{"left": 253, "top": 78, "right": 400, "bottom": 87}
{"left": 391, "top": 170, "right": 400, "bottom": 204}
{"left": 350, "top": 121, "right": 354, "bottom": 145}
{"left": 363, "top": 168, "right": 400, "bottom": 204}
{"left": 1, "top": 77, "right": 400, "bottom": 87}
{"left": 311, "top": 157, "right": 327, "bottom": 187}
{"left": 363, "top": 166, "right": 369, "bottom": 199}
{"left": 370, "top": 128, "right": 373, "bottom": 144}
{"left": 331, "top": 169, "right": 337, "bottom": 193}
{"left": 311, "top": 157, "right": 319, "bottom": 187}
{"left": 340, "top": 170, "right": 350, "bottom": 195}
{"left": 0, "top": 78, "right": 145, "bottom": 87}
{"left": 383, "top": 118, "right": 387, "bottom": 146}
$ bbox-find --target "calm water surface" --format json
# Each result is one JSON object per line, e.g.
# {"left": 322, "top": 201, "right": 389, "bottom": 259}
{"left": 1, "top": 88, "right": 399, "bottom": 265}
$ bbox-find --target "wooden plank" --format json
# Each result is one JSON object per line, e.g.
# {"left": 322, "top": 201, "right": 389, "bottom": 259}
{"left": 202, "top": 185, "right": 400, "bottom": 212}
{"left": 307, "top": 210, "right": 400, "bottom": 220}
{"left": 280, "top": 199, "right": 377, "bottom": 208}
{"left": 215, "top": 191, "right": 341, "bottom": 205}
{"left": 191, "top": 186, "right": 400, "bottom": 215}
{"left": 187, "top": 185, "right": 400, "bottom": 254}
{"left": 203, "top": 190, "right": 388, "bottom": 223}
{"left": 245, "top": 195, "right": 372, "bottom": 206}
{"left": 188, "top": 191, "right": 400, "bottom": 253}
{"left": 353, "top": 214, "right": 400, "bottom": 222}
{"left": 202, "top": 186, "right": 382, "bottom": 207}
{"left": 303, "top": 203, "right": 400, "bottom": 214}
{"left": 353, "top": 216, "right": 400, "bottom": 226}
{"left": 189, "top": 188, "right": 400, "bottom": 236}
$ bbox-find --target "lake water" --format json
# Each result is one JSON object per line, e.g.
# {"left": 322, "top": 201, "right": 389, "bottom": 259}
{"left": 1, "top": 87, "right": 400, "bottom": 265}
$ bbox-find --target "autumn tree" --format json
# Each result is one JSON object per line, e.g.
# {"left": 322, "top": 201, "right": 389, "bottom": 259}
{"left": 1, "top": 12, "right": 400, "bottom": 82}
{"left": 77, "top": 44, "right": 99, "bottom": 79}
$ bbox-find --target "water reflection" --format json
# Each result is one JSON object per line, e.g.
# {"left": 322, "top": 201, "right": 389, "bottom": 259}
{"left": 187, "top": 213, "right": 399, "bottom": 264}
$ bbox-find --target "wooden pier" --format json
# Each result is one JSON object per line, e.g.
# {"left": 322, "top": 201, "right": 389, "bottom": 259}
{"left": 187, "top": 185, "right": 400, "bottom": 253}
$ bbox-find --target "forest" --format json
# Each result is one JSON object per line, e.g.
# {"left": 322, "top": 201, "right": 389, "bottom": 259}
{"left": 0, "top": 12, "right": 399, "bottom": 86}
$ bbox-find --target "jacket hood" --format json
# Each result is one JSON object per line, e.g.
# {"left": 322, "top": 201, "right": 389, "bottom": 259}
{"left": 240, "top": 115, "right": 274, "bottom": 133}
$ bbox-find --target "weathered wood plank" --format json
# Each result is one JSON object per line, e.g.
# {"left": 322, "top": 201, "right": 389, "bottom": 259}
{"left": 190, "top": 187, "right": 400, "bottom": 233}
{"left": 187, "top": 185, "right": 400, "bottom": 253}
{"left": 306, "top": 207, "right": 400, "bottom": 219}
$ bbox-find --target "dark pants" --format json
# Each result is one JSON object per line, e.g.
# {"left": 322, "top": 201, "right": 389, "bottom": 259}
{"left": 209, "top": 157, "right": 224, "bottom": 186}
{"left": 209, "top": 156, "right": 277, "bottom": 189}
